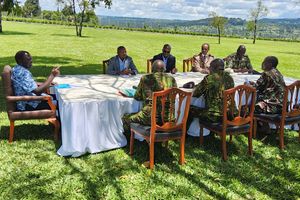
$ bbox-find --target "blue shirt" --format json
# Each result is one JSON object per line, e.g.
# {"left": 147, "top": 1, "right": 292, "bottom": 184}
{"left": 11, "top": 65, "right": 39, "bottom": 111}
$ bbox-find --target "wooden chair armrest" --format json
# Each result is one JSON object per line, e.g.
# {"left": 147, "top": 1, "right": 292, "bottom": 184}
{"left": 6, "top": 95, "right": 51, "bottom": 102}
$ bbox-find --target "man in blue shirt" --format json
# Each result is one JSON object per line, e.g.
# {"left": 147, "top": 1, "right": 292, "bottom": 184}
{"left": 107, "top": 46, "right": 138, "bottom": 75}
{"left": 11, "top": 50, "right": 60, "bottom": 111}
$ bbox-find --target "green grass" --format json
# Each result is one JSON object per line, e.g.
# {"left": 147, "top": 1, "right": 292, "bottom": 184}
{"left": 0, "top": 21, "right": 300, "bottom": 199}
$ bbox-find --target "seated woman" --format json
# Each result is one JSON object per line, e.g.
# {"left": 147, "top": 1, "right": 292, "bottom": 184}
{"left": 249, "top": 56, "right": 285, "bottom": 114}
{"left": 11, "top": 50, "right": 60, "bottom": 111}
{"left": 189, "top": 58, "right": 235, "bottom": 123}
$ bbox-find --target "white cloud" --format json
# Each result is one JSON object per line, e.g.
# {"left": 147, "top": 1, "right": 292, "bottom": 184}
{"left": 18, "top": 0, "right": 300, "bottom": 20}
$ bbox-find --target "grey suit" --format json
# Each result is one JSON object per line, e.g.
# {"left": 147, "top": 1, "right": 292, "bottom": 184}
{"left": 107, "top": 55, "right": 138, "bottom": 75}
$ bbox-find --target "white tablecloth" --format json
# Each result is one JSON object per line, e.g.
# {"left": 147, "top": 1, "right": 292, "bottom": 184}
{"left": 53, "top": 73, "right": 297, "bottom": 157}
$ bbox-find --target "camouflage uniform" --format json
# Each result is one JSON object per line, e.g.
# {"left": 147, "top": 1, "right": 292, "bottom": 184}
{"left": 190, "top": 71, "right": 235, "bottom": 123}
{"left": 123, "top": 72, "right": 177, "bottom": 131}
{"left": 254, "top": 68, "right": 285, "bottom": 114}
{"left": 191, "top": 53, "right": 214, "bottom": 73}
{"left": 225, "top": 53, "right": 253, "bottom": 71}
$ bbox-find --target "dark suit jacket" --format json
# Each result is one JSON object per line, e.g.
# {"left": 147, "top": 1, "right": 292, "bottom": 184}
{"left": 152, "top": 53, "right": 176, "bottom": 73}
{"left": 107, "top": 55, "right": 138, "bottom": 75}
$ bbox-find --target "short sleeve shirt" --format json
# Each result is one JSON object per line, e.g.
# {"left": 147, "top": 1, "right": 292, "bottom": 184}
{"left": 11, "top": 65, "right": 39, "bottom": 110}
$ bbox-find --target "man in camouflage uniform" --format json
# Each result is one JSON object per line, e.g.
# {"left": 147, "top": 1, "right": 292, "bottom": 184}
{"left": 189, "top": 58, "right": 235, "bottom": 123}
{"left": 123, "top": 60, "right": 177, "bottom": 131}
{"left": 250, "top": 56, "right": 285, "bottom": 114}
{"left": 191, "top": 43, "right": 214, "bottom": 74}
{"left": 225, "top": 45, "right": 253, "bottom": 73}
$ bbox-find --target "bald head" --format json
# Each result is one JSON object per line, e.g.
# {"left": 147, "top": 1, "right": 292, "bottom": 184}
{"left": 237, "top": 45, "right": 246, "bottom": 58}
{"left": 152, "top": 60, "right": 165, "bottom": 73}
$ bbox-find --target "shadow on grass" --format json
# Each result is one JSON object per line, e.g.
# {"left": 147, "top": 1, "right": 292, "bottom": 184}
{"left": 0, "top": 123, "right": 57, "bottom": 142}
{"left": 51, "top": 33, "right": 91, "bottom": 38}
{"left": 276, "top": 51, "right": 300, "bottom": 56}
{"left": 0, "top": 30, "right": 35, "bottom": 35}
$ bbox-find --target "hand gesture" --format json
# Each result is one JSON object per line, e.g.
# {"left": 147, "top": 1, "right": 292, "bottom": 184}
{"left": 171, "top": 67, "right": 177, "bottom": 74}
{"left": 51, "top": 66, "right": 60, "bottom": 77}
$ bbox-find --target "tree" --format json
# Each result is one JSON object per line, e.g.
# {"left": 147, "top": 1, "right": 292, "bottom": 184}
{"left": 23, "top": 0, "right": 41, "bottom": 17}
{"left": 56, "top": 0, "right": 64, "bottom": 12}
{"left": 248, "top": 0, "right": 268, "bottom": 44}
{"left": 67, "top": 0, "right": 111, "bottom": 37}
{"left": 0, "top": 0, "right": 18, "bottom": 33}
{"left": 209, "top": 12, "right": 227, "bottom": 44}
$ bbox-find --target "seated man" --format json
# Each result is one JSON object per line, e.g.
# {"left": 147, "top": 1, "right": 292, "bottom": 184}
{"left": 249, "top": 56, "right": 285, "bottom": 114}
{"left": 152, "top": 44, "right": 177, "bottom": 74}
{"left": 123, "top": 60, "right": 177, "bottom": 130}
{"left": 189, "top": 58, "right": 235, "bottom": 123}
{"left": 191, "top": 43, "right": 214, "bottom": 74}
{"left": 107, "top": 46, "right": 138, "bottom": 75}
{"left": 11, "top": 50, "right": 60, "bottom": 111}
{"left": 224, "top": 45, "right": 253, "bottom": 73}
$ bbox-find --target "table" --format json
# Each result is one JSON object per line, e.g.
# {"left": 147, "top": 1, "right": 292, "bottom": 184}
{"left": 54, "top": 73, "right": 297, "bottom": 157}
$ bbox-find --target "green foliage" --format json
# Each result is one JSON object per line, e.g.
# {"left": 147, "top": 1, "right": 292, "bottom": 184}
{"left": 23, "top": 0, "right": 41, "bottom": 17}
{"left": 0, "top": 21, "right": 300, "bottom": 199}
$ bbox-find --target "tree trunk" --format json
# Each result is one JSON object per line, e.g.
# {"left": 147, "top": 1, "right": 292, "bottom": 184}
{"left": 71, "top": 0, "right": 79, "bottom": 36}
{"left": 253, "top": 19, "right": 257, "bottom": 44}
{"left": 0, "top": 6, "right": 2, "bottom": 33}
{"left": 78, "top": 6, "right": 86, "bottom": 37}
{"left": 218, "top": 26, "right": 221, "bottom": 44}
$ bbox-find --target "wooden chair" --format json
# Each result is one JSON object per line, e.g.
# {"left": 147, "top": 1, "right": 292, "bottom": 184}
{"left": 253, "top": 80, "right": 300, "bottom": 149}
{"left": 2, "top": 65, "right": 60, "bottom": 143}
{"left": 102, "top": 59, "right": 110, "bottom": 74}
{"left": 147, "top": 58, "right": 153, "bottom": 73}
{"left": 199, "top": 85, "right": 256, "bottom": 160}
{"left": 182, "top": 57, "right": 193, "bottom": 72}
{"left": 129, "top": 88, "right": 192, "bottom": 169}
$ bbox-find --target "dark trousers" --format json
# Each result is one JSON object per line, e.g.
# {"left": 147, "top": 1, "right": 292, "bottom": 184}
{"left": 25, "top": 101, "right": 51, "bottom": 111}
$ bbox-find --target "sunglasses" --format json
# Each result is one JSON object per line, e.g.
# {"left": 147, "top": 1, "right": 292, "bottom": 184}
{"left": 163, "top": 50, "right": 170, "bottom": 53}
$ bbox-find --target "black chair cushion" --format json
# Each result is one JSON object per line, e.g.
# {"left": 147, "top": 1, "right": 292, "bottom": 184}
{"left": 199, "top": 120, "right": 250, "bottom": 134}
{"left": 254, "top": 113, "right": 300, "bottom": 124}
{"left": 130, "top": 123, "right": 182, "bottom": 140}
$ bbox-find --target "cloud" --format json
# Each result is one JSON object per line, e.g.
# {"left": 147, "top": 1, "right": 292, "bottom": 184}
{"left": 18, "top": 0, "right": 300, "bottom": 20}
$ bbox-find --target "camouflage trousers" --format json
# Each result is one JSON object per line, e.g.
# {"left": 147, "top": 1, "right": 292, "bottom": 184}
{"left": 122, "top": 106, "right": 152, "bottom": 134}
{"left": 187, "top": 105, "right": 222, "bottom": 127}
{"left": 255, "top": 101, "right": 282, "bottom": 114}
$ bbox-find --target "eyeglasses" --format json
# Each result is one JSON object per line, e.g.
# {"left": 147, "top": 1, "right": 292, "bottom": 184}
{"left": 163, "top": 50, "right": 170, "bottom": 54}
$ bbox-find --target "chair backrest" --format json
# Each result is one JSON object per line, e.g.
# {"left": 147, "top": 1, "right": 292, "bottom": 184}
{"left": 283, "top": 80, "right": 300, "bottom": 118}
{"left": 183, "top": 57, "right": 193, "bottom": 72}
{"left": 151, "top": 88, "right": 192, "bottom": 133}
{"left": 147, "top": 59, "right": 153, "bottom": 73}
{"left": 102, "top": 59, "right": 110, "bottom": 74}
{"left": 223, "top": 85, "right": 256, "bottom": 127}
{"left": 1, "top": 65, "right": 16, "bottom": 112}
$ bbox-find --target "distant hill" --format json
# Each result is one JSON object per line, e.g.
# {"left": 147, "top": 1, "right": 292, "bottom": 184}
{"left": 98, "top": 15, "right": 300, "bottom": 40}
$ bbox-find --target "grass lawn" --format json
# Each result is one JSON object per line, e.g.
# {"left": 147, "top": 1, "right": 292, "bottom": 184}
{"left": 0, "top": 21, "right": 299, "bottom": 199}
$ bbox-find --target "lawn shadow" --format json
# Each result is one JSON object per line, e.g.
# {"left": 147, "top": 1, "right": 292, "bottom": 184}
{"left": 276, "top": 51, "right": 300, "bottom": 56}
{"left": 0, "top": 123, "right": 57, "bottom": 142}
{"left": 0, "top": 30, "right": 35, "bottom": 35}
{"left": 63, "top": 152, "right": 143, "bottom": 199}
{"left": 51, "top": 33, "right": 91, "bottom": 38}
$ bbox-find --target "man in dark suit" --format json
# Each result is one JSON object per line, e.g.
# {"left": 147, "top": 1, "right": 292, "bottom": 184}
{"left": 152, "top": 44, "right": 177, "bottom": 74}
{"left": 107, "top": 46, "right": 138, "bottom": 75}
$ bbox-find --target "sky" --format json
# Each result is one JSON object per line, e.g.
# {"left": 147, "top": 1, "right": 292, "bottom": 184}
{"left": 19, "top": 0, "right": 300, "bottom": 20}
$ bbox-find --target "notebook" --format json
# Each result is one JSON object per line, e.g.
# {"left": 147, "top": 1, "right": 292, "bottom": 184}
{"left": 119, "top": 88, "right": 136, "bottom": 97}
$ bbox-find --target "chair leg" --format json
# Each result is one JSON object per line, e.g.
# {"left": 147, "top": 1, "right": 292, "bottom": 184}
{"left": 248, "top": 129, "right": 253, "bottom": 156}
{"left": 179, "top": 135, "right": 186, "bottom": 165}
{"left": 221, "top": 132, "right": 227, "bottom": 161}
{"left": 129, "top": 130, "right": 135, "bottom": 156}
{"left": 9, "top": 121, "right": 15, "bottom": 143}
{"left": 279, "top": 125, "right": 285, "bottom": 149}
{"left": 48, "top": 118, "right": 60, "bottom": 141}
{"left": 253, "top": 118, "right": 257, "bottom": 138}
{"left": 149, "top": 141, "right": 155, "bottom": 169}
{"left": 229, "top": 135, "right": 233, "bottom": 142}
{"left": 200, "top": 125, "right": 204, "bottom": 145}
